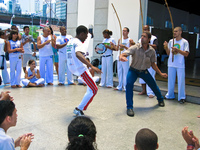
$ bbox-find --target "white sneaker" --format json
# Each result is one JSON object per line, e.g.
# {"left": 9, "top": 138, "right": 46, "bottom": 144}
{"left": 73, "top": 108, "right": 84, "bottom": 116}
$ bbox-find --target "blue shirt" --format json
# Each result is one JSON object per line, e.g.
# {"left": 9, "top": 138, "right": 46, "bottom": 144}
{"left": 0, "top": 128, "right": 15, "bottom": 150}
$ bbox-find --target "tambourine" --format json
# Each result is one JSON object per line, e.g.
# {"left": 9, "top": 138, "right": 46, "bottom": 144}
{"left": 94, "top": 43, "right": 107, "bottom": 54}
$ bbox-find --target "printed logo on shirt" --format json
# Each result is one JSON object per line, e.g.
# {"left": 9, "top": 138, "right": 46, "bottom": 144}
{"left": 66, "top": 45, "right": 72, "bottom": 59}
{"left": 64, "top": 38, "right": 69, "bottom": 43}
{"left": 173, "top": 43, "right": 180, "bottom": 55}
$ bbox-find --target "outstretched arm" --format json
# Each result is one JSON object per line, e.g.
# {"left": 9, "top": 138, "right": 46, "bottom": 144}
{"left": 151, "top": 62, "right": 168, "bottom": 78}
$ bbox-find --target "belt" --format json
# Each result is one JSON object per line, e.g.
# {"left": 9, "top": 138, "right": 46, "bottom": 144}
{"left": 102, "top": 54, "right": 113, "bottom": 57}
{"left": 130, "top": 67, "right": 147, "bottom": 73}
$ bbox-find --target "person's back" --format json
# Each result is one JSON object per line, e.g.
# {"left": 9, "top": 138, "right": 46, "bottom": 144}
{"left": 134, "top": 128, "right": 159, "bottom": 150}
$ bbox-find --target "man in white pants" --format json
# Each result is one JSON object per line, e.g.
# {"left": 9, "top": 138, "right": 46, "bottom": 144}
{"left": 138, "top": 25, "right": 158, "bottom": 98}
{"left": 66, "top": 25, "right": 102, "bottom": 116}
{"left": 163, "top": 27, "right": 189, "bottom": 104}
{"left": 56, "top": 26, "right": 74, "bottom": 85}
{"left": 21, "top": 26, "right": 36, "bottom": 73}
{"left": 114, "top": 27, "right": 135, "bottom": 91}
{"left": 37, "top": 26, "right": 55, "bottom": 85}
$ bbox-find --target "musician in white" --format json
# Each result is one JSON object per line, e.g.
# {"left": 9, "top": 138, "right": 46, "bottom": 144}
{"left": 21, "top": 26, "right": 37, "bottom": 73}
{"left": 115, "top": 27, "right": 135, "bottom": 91}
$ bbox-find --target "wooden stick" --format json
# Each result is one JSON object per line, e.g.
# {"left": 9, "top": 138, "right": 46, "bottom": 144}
{"left": 139, "top": 0, "right": 144, "bottom": 32}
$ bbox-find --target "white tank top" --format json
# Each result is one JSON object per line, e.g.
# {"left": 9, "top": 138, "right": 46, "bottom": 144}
{"left": 0, "top": 38, "right": 5, "bottom": 55}
{"left": 9, "top": 40, "right": 22, "bottom": 58}
{"left": 39, "top": 35, "right": 53, "bottom": 57}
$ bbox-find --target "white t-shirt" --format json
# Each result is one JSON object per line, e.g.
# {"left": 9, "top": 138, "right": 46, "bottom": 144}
{"left": 102, "top": 37, "right": 116, "bottom": 56}
{"left": 39, "top": 35, "right": 53, "bottom": 57}
{"left": 0, "top": 128, "right": 15, "bottom": 150}
{"left": 9, "top": 40, "right": 22, "bottom": 58}
{"left": 21, "top": 34, "right": 34, "bottom": 54}
{"left": 116, "top": 37, "right": 130, "bottom": 60}
{"left": 56, "top": 35, "right": 73, "bottom": 54}
{"left": 66, "top": 38, "right": 87, "bottom": 76}
{"left": 168, "top": 38, "right": 189, "bottom": 68}
{"left": 0, "top": 38, "right": 5, "bottom": 55}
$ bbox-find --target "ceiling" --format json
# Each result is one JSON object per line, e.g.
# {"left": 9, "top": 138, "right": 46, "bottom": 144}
{"left": 149, "top": 0, "right": 200, "bottom": 16}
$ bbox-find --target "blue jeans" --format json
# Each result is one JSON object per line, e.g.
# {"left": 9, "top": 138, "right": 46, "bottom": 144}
{"left": 126, "top": 67, "right": 164, "bottom": 109}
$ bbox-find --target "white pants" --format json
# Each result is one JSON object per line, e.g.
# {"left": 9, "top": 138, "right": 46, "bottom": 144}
{"left": 22, "top": 78, "right": 45, "bottom": 86}
{"left": 78, "top": 76, "right": 99, "bottom": 84}
{"left": 0, "top": 56, "right": 10, "bottom": 84}
{"left": 58, "top": 52, "right": 73, "bottom": 84}
{"left": 116, "top": 60, "right": 129, "bottom": 90}
{"left": 165, "top": 67, "right": 185, "bottom": 101}
{"left": 139, "top": 66, "right": 156, "bottom": 96}
{"left": 39, "top": 56, "right": 53, "bottom": 84}
{"left": 77, "top": 69, "right": 98, "bottom": 111}
{"left": 99, "top": 56, "right": 113, "bottom": 87}
{"left": 9, "top": 57, "right": 22, "bottom": 86}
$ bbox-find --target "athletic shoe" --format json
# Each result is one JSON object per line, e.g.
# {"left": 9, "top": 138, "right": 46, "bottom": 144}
{"left": 73, "top": 107, "right": 84, "bottom": 116}
{"left": 179, "top": 99, "right": 185, "bottom": 104}
{"left": 127, "top": 109, "right": 135, "bottom": 117}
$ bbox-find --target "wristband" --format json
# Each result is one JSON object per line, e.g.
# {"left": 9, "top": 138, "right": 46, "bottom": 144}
{"left": 187, "top": 144, "right": 195, "bottom": 150}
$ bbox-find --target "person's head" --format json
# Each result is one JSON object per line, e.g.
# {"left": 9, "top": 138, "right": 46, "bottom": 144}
{"left": 143, "top": 25, "right": 150, "bottom": 32}
{"left": 0, "top": 30, "right": 5, "bottom": 39}
{"left": 43, "top": 26, "right": 51, "bottom": 37}
{"left": 11, "top": 25, "right": 17, "bottom": 31}
{"left": 8, "top": 30, "right": 19, "bottom": 41}
{"left": 141, "top": 31, "right": 151, "bottom": 45}
{"left": 60, "top": 26, "right": 67, "bottom": 36}
{"left": 76, "top": 25, "right": 88, "bottom": 43}
{"left": 173, "top": 27, "right": 182, "bottom": 38}
{"left": 23, "top": 26, "right": 30, "bottom": 35}
{"left": 123, "top": 27, "right": 129, "bottom": 37}
{"left": 66, "top": 116, "right": 97, "bottom": 150}
{"left": 134, "top": 128, "right": 159, "bottom": 150}
{"left": 103, "top": 29, "right": 112, "bottom": 38}
{"left": 49, "top": 26, "right": 53, "bottom": 35}
{"left": 28, "top": 60, "right": 36, "bottom": 69}
{"left": 0, "top": 100, "right": 17, "bottom": 131}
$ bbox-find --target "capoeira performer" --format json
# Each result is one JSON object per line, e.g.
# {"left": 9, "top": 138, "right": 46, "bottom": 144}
{"left": 56, "top": 26, "right": 75, "bottom": 85}
{"left": 66, "top": 25, "right": 102, "bottom": 116}
{"left": 119, "top": 31, "right": 168, "bottom": 117}
{"left": 138, "top": 25, "right": 158, "bottom": 98}
{"left": 22, "top": 60, "right": 44, "bottom": 87}
{"left": 163, "top": 27, "right": 189, "bottom": 104}
{"left": 78, "top": 58, "right": 100, "bottom": 85}
{"left": 114, "top": 27, "right": 135, "bottom": 91}
{"left": 7, "top": 30, "right": 24, "bottom": 88}
{"left": 0, "top": 31, "right": 10, "bottom": 85}
{"left": 99, "top": 29, "right": 116, "bottom": 88}
{"left": 37, "top": 26, "right": 55, "bottom": 85}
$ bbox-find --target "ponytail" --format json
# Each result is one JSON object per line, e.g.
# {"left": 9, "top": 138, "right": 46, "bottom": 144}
{"left": 103, "top": 29, "right": 112, "bottom": 36}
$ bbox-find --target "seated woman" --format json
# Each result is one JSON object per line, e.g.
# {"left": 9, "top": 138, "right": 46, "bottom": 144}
{"left": 66, "top": 116, "right": 97, "bottom": 150}
{"left": 22, "top": 60, "right": 44, "bottom": 87}
{"left": 78, "top": 58, "right": 100, "bottom": 85}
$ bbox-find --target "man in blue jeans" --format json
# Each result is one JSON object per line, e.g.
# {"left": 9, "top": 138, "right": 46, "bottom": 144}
{"left": 119, "top": 31, "right": 168, "bottom": 117}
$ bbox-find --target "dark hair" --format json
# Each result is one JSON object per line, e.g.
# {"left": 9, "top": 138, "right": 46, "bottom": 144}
{"left": 143, "top": 31, "right": 152, "bottom": 39}
{"left": 76, "top": 25, "right": 88, "bottom": 36}
{"left": 49, "top": 26, "right": 53, "bottom": 35}
{"left": 60, "top": 26, "right": 66, "bottom": 31}
{"left": 103, "top": 29, "right": 112, "bottom": 36}
{"left": 28, "top": 59, "right": 35, "bottom": 65}
{"left": 135, "top": 128, "right": 158, "bottom": 150}
{"left": 0, "top": 100, "right": 15, "bottom": 125}
{"left": 8, "top": 30, "right": 19, "bottom": 41}
{"left": 66, "top": 116, "right": 97, "bottom": 150}
{"left": 23, "top": 26, "right": 29, "bottom": 31}
{"left": 124, "top": 27, "right": 130, "bottom": 32}
{"left": 0, "top": 30, "right": 5, "bottom": 37}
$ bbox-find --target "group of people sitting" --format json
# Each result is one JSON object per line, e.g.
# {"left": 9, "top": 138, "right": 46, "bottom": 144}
{"left": 0, "top": 91, "right": 199, "bottom": 150}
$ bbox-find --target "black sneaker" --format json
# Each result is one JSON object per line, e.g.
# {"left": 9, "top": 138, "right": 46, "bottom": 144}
{"left": 179, "top": 99, "right": 185, "bottom": 104}
{"left": 127, "top": 109, "right": 135, "bottom": 117}
{"left": 73, "top": 107, "right": 84, "bottom": 116}
{"left": 158, "top": 101, "right": 165, "bottom": 107}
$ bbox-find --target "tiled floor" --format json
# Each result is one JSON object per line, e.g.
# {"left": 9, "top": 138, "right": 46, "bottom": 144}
{"left": 3, "top": 80, "right": 200, "bottom": 150}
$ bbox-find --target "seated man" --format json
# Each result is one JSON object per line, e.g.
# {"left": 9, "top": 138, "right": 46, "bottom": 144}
{"left": 0, "top": 100, "right": 34, "bottom": 150}
{"left": 134, "top": 128, "right": 159, "bottom": 150}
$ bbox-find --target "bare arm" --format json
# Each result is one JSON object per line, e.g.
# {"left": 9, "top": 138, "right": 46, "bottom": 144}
{"left": 56, "top": 42, "right": 67, "bottom": 49}
{"left": 4, "top": 40, "right": 7, "bottom": 52}
{"left": 35, "top": 69, "right": 40, "bottom": 79}
{"left": 119, "top": 53, "right": 129, "bottom": 62}
{"left": 172, "top": 47, "right": 189, "bottom": 57}
{"left": 7, "top": 41, "right": 23, "bottom": 53}
{"left": 51, "top": 35, "right": 56, "bottom": 48}
{"left": 37, "top": 36, "right": 50, "bottom": 49}
{"left": 24, "top": 71, "right": 34, "bottom": 80}
{"left": 163, "top": 41, "right": 170, "bottom": 55}
{"left": 151, "top": 62, "right": 168, "bottom": 78}
{"left": 76, "top": 51, "right": 102, "bottom": 74}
